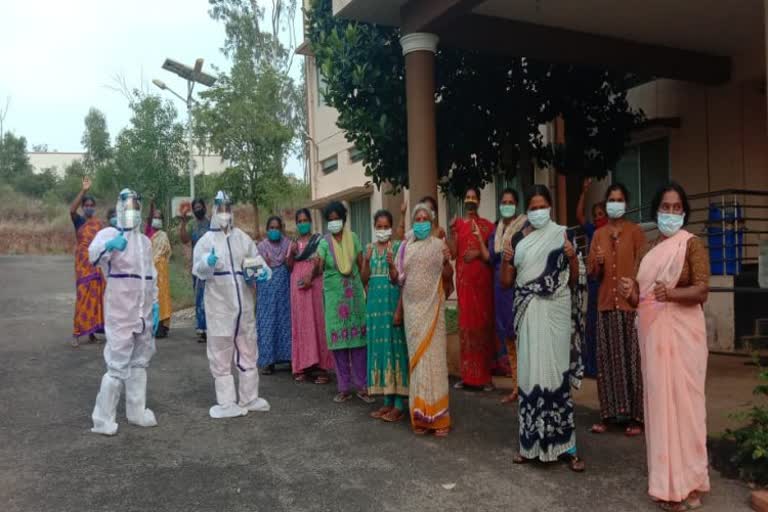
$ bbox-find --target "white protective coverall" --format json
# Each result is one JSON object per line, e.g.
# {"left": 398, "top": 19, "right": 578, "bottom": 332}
{"left": 88, "top": 189, "right": 158, "bottom": 435}
{"left": 193, "top": 191, "right": 272, "bottom": 418}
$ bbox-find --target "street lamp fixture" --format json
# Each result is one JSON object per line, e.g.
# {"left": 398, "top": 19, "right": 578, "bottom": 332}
{"left": 154, "top": 57, "right": 217, "bottom": 200}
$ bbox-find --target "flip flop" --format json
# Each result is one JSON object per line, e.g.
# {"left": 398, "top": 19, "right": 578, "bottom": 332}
{"left": 434, "top": 428, "right": 450, "bottom": 437}
{"left": 370, "top": 406, "right": 393, "bottom": 419}
{"left": 659, "top": 499, "right": 702, "bottom": 511}
{"left": 356, "top": 391, "right": 376, "bottom": 404}
{"left": 381, "top": 409, "right": 404, "bottom": 423}
{"left": 625, "top": 425, "right": 643, "bottom": 437}
{"left": 313, "top": 375, "right": 330, "bottom": 385}
{"left": 413, "top": 427, "right": 429, "bottom": 436}
{"left": 293, "top": 373, "right": 307, "bottom": 382}
{"left": 512, "top": 453, "right": 531, "bottom": 464}
{"left": 333, "top": 393, "right": 352, "bottom": 403}
{"left": 590, "top": 423, "right": 608, "bottom": 434}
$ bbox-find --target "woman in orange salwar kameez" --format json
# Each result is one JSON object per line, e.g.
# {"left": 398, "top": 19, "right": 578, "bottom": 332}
{"left": 623, "top": 182, "right": 710, "bottom": 512}
{"left": 449, "top": 187, "right": 495, "bottom": 391}
{"left": 70, "top": 177, "right": 104, "bottom": 348}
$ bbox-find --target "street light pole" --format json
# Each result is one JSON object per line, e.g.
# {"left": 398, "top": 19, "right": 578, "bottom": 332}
{"left": 153, "top": 58, "right": 216, "bottom": 200}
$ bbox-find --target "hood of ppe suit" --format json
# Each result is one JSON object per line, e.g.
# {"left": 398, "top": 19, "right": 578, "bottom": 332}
{"left": 116, "top": 188, "right": 143, "bottom": 231}
{"left": 210, "top": 190, "right": 234, "bottom": 231}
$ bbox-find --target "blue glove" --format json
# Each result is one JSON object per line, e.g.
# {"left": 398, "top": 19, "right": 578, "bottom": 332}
{"left": 152, "top": 303, "right": 160, "bottom": 336}
{"left": 105, "top": 232, "right": 127, "bottom": 252}
{"left": 206, "top": 248, "right": 218, "bottom": 268}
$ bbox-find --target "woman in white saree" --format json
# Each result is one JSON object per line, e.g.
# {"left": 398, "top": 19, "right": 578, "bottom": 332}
{"left": 501, "top": 185, "right": 585, "bottom": 472}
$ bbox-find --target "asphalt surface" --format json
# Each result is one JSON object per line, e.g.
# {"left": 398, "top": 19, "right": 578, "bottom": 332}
{"left": 0, "top": 255, "right": 752, "bottom": 511}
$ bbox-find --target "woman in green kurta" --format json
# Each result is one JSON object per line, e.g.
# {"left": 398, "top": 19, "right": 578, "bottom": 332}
{"left": 361, "top": 210, "right": 408, "bottom": 422}
{"left": 314, "top": 201, "right": 373, "bottom": 404}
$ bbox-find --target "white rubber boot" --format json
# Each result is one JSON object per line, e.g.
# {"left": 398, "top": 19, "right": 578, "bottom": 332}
{"left": 125, "top": 368, "right": 158, "bottom": 427}
{"left": 238, "top": 369, "right": 270, "bottom": 412}
{"left": 91, "top": 374, "right": 122, "bottom": 436}
{"left": 209, "top": 375, "right": 248, "bottom": 419}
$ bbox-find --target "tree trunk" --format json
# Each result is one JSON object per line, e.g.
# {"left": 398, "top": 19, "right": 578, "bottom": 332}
{"left": 252, "top": 201, "right": 261, "bottom": 240}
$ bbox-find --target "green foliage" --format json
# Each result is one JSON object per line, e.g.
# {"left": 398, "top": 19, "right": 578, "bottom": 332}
{"left": 306, "top": 0, "right": 643, "bottom": 197}
{"left": 13, "top": 167, "right": 58, "bottom": 198}
{"left": 0, "top": 132, "right": 33, "bottom": 182}
{"left": 82, "top": 108, "right": 112, "bottom": 172}
{"left": 725, "top": 363, "right": 768, "bottom": 485}
{"left": 195, "top": 0, "right": 301, "bottom": 236}
{"left": 113, "top": 92, "right": 188, "bottom": 217}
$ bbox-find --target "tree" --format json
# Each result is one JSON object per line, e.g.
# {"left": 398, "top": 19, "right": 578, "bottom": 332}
{"left": 113, "top": 92, "right": 187, "bottom": 216}
{"left": 0, "top": 132, "right": 33, "bottom": 183}
{"left": 195, "top": 0, "right": 301, "bottom": 236}
{"left": 82, "top": 108, "right": 112, "bottom": 173}
{"left": 306, "top": 0, "right": 643, "bottom": 197}
{"left": 31, "top": 144, "right": 48, "bottom": 152}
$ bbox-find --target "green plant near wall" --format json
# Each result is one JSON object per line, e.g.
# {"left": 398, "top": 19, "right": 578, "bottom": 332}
{"left": 725, "top": 362, "right": 768, "bottom": 485}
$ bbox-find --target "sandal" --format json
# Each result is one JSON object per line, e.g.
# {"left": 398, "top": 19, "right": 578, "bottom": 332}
{"left": 370, "top": 406, "right": 393, "bottom": 419}
{"left": 500, "top": 391, "right": 518, "bottom": 404}
{"left": 261, "top": 365, "right": 275, "bottom": 376}
{"left": 314, "top": 375, "right": 330, "bottom": 385}
{"left": 625, "top": 425, "right": 643, "bottom": 437}
{"left": 70, "top": 338, "right": 80, "bottom": 349}
{"left": 413, "top": 427, "right": 429, "bottom": 436}
{"left": 293, "top": 373, "right": 307, "bottom": 382}
{"left": 483, "top": 383, "right": 496, "bottom": 392}
{"left": 434, "top": 427, "right": 450, "bottom": 437}
{"left": 453, "top": 381, "right": 465, "bottom": 390}
{"left": 590, "top": 423, "right": 608, "bottom": 434}
{"left": 356, "top": 391, "right": 376, "bottom": 404}
{"left": 381, "top": 408, "right": 404, "bottom": 423}
{"left": 512, "top": 453, "right": 531, "bottom": 464}
{"left": 564, "top": 454, "right": 586, "bottom": 473}
{"left": 659, "top": 499, "right": 702, "bottom": 511}
{"left": 88, "top": 334, "right": 98, "bottom": 344}
{"left": 333, "top": 393, "right": 353, "bottom": 403}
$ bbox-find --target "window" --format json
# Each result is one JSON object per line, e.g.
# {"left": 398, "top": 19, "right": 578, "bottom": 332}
{"left": 350, "top": 197, "right": 372, "bottom": 247}
{"left": 613, "top": 138, "right": 669, "bottom": 222}
{"left": 321, "top": 155, "right": 338, "bottom": 174}
{"left": 349, "top": 146, "right": 364, "bottom": 163}
{"left": 316, "top": 66, "right": 328, "bottom": 106}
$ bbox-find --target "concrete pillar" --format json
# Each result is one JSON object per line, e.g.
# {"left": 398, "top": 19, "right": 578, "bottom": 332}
{"left": 400, "top": 32, "right": 439, "bottom": 210}
{"left": 554, "top": 117, "right": 569, "bottom": 225}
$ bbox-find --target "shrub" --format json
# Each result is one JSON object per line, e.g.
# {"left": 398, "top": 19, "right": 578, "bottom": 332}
{"left": 725, "top": 363, "right": 768, "bottom": 485}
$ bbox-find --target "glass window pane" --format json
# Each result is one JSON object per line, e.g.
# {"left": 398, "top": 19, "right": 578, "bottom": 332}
{"left": 350, "top": 197, "right": 371, "bottom": 247}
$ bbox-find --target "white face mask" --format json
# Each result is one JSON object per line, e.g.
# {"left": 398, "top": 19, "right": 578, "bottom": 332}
{"left": 374, "top": 229, "right": 392, "bottom": 243}
{"left": 216, "top": 212, "right": 232, "bottom": 227}
{"left": 328, "top": 220, "right": 343, "bottom": 234}
{"left": 606, "top": 202, "right": 626, "bottom": 219}
{"left": 527, "top": 208, "right": 551, "bottom": 230}
{"left": 151, "top": 218, "right": 163, "bottom": 229}
{"left": 657, "top": 212, "right": 685, "bottom": 237}
{"left": 123, "top": 210, "right": 141, "bottom": 229}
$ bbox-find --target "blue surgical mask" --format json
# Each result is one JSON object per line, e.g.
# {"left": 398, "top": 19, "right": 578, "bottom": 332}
{"left": 606, "top": 202, "right": 626, "bottom": 219}
{"left": 499, "top": 204, "right": 516, "bottom": 219}
{"left": 109, "top": 217, "right": 118, "bottom": 227}
{"left": 328, "top": 220, "right": 343, "bottom": 234}
{"left": 657, "top": 213, "right": 685, "bottom": 237}
{"left": 267, "top": 229, "right": 282, "bottom": 242}
{"left": 527, "top": 208, "right": 551, "bottom": 230}
{"left": 413, "top": 221, "right": 432, "bottom": 240}
{"left": 297, "top": 222, "right": 312, "bottom": 236}
{"left": 83, "top": 207, "right": 96, "bottom": 218}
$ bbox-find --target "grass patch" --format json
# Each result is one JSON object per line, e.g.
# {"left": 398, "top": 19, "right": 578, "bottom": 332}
{"left": 169, "top": 244, "right": 195, "bottom": 311}
{"left": 446, "top": 308, "right": 458, "bottom": 335}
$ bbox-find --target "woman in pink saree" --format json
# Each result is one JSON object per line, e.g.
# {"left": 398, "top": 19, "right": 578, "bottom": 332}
{"left": 622, "top": 182, "right": 710, "bottom": 511}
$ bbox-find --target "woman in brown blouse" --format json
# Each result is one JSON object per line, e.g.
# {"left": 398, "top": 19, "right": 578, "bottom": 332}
{"left": 587, "top": 183, "right": 647, "bottom": 436}
{"left": 620, "top": 182, "right": 710, "bottom": 511}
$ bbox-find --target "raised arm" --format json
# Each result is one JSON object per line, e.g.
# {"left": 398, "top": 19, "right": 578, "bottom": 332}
{"left": 70, "top": 177, "right": 91, "bottom": 219}
{"left": 576, "top": 178, "right": 591, "bottom": 227}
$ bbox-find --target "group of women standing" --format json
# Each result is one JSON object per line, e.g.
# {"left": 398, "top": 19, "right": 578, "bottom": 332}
{"left": 584, "top": 181, "right": 711, "bottom": 511}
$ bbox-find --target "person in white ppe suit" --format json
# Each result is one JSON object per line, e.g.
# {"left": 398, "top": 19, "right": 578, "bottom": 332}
{"left": 88, "top": 189, "right": 159, "bottom": 435}
{"left": 193, "top": 191, "right": 272, "bottom": 418}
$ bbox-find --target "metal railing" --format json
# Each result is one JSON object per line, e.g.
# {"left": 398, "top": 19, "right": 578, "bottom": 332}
{"left": 571, "top": 188, "right": 768, "bottom": 281}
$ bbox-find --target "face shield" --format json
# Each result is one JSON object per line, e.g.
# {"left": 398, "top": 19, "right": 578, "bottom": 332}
{"left": 210, "top": 190, "right": 233, "bottom": 230}
{"left": 116, "top": 188, "right": 142, "bottom": 230}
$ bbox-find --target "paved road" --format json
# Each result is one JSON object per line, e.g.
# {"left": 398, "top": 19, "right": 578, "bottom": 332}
{"left": 0, "top": 255, "right": 751, "bottom": 511}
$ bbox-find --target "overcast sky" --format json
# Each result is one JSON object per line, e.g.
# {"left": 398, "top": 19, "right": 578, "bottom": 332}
{"left": 0, "top": 0, "right": 304, "bottom": 174}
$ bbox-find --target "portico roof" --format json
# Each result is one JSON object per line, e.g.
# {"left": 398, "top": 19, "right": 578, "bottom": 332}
{"left": 332, "top": 0, "right": 767, "bottom": 85}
